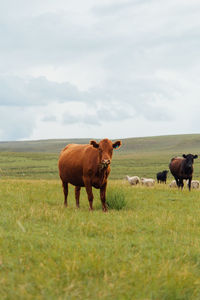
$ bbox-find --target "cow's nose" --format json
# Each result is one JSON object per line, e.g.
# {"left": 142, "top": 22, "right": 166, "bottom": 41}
{"left": 102, "top": 159, "right": 110, "bottom": 165}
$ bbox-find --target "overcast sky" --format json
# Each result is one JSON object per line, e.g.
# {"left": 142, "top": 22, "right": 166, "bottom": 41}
{"left": 0, "top": 0, "right": 200, "bottom": 141}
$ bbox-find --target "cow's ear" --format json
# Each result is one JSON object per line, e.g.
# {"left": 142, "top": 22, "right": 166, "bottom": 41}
{"left": 113, "top": 140, "right": 122, "bottom": 149}
{"left": 90, "top": 140, "right": 99, "bottom": 148}
{"left": 183, "top": 154, "right": 186, "bottom": 158}
{"left": 194, "top": 155, "right": 198, "bottom": 159}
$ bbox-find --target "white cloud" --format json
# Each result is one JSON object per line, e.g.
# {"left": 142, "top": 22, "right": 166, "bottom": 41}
{"left": 0, "top": 75, "right": 84, "bottom": 106}
{"left": 0, "top": 0, "right": 200, "bottom": 140}
{"left": 0, "top": 106, "right": 36, "bottom": 140}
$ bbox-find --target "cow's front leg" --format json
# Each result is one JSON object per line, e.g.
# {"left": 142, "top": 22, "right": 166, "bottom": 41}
{"left": 84, "top": 179, "right": 94, "bottom": 210}
{"left": 188, "top": 178, "right": 192, "bottom": 191}
{"left": 75, "top": 186, "right": 81, "bottom": 208}
{"left": 100, "top": 183, "right": 107, "bottom": 212}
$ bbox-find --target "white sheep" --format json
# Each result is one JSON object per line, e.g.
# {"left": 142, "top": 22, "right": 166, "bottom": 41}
{"left": 169, "top": 180, "right": 177, "bottom": 188}
{"left": 191, "top": 180, "right": 200, "bottom": 189}
{"left": 141, "top": 177, "right": 155, "bottom": 187}
{"left": 125, "top": 175, "right": 140, "bottom": 185}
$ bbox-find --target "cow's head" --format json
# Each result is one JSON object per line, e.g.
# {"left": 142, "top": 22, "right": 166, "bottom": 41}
{"left": 182, "top": 154, "right": 198, "bottom": 171}
{"left": 90, "top": 138, "right": 122, "bottom": 168}
{"left": 163, "top": 170, "right": 168, "bottom": 174}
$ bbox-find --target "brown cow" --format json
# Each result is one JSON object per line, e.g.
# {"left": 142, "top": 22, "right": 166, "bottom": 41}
{"left": 58, "top": 138, "right": 122, "bottom": 211}
{"left": 169, "top": 154, "right": 198, "bottom": 190}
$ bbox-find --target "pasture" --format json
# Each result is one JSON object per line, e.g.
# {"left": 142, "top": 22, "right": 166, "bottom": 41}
{"left": 1, "top": 180, "right": 200, "bottom": 299}
{"left": 1, "top": 151, "right": 200, "bottom": 181}
{"left": 1, "top": 134, "right": 200, "bottom": 299}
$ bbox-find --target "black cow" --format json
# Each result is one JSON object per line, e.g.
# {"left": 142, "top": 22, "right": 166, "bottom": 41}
{"left": 157, "top": 170, "right": 168, "bottom": 184}
{"left": 169, "top": 154, "right": 198, "bottom": 190}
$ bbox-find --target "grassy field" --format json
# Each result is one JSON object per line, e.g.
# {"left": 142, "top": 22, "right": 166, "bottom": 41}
{"left": 0, "top": 151, "right": 200, "bottom": 181}
{"left": 1, "top": 179, "right": 200, "bottom": 299}
{"left": 0, "top": 134, "right": 200, "bottom": 180}
{"left": 1, "top": 134, "right": 200, "bottom": 299}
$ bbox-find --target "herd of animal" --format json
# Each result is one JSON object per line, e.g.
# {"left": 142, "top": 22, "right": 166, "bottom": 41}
{"left": 126, "top": 154, "right": 199, "bottom": 190}
{"left": 126, "top": 175, "right": 156, "bottom": 187}
{"left": 126, "top": 174, "right": 200, "bottom": 189}
{"left": 58, "top": 138, "right": 199, "bottom": 212}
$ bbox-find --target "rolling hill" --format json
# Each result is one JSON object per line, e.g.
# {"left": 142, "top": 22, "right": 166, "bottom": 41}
{"left": 0, "top": 134, "right": 200, "bottom": 154}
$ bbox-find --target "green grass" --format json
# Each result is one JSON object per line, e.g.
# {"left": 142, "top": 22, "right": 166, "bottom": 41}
{"left": 0, "top": 152, "right": 59, "bottom": 179}
{"left": 106, "top": 187, "right": 127, "bottom": 210}
{"left": 1, "top": 180, "right": 200, "bottom": 299}
{"left": 1, "top": 134, "right": 200, "bottom": 298}
{"left": 1, "top": 151, "right": 200, "bottom": 181}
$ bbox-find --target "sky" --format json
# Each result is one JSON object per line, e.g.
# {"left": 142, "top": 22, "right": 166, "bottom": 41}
{"left": 0, "top": 0, "right": 200, "bottom": 141}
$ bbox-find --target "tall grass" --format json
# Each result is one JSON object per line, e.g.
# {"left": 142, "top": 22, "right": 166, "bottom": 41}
{"left": 106, "top": 187, "right": 127, "bottom": 210}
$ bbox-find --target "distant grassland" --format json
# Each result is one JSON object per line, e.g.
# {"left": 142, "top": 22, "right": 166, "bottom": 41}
{"left": 1, "top": 133, "right": 200, "bottom": 153}
{"left": 1, "top": 151, "right": 200, "bottom": 180}
{"left": 0, "top": 134, "right": 200, "bottom": 180}
{"left": 0, "top": 152, "right": 58, "bottom": 179}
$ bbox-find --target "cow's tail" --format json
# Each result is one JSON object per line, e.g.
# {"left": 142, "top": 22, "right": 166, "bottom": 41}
{"left": 170, "top": 157, "right": 176, "bottom": 162}
{"left": 169, "top": 157, "right": 176, "bottom": 169}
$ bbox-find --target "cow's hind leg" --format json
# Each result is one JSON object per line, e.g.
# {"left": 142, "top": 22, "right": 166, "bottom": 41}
{"left": 62, "top": 181, "right": 68, "bottom": 207}
{"left": 174, "top": 176, "right": 179, "bottom": 188}
{"left": 75, "top": 186, "right": 81, "bottom": 208}
{"left": 179, "top": 179, "right": 184, "bottom": 190}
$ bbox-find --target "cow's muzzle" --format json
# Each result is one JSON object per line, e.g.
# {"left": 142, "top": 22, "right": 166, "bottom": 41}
{"left": 101, "top": 159, "right": 111, "bottom": 169}
{"left": 186, "top": 165, "right": 192, "bottom": 172}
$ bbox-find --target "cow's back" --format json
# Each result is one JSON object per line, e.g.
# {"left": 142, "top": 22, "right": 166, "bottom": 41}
{"left": 58, "top": 144, "right": 97, "bottom": 186}
{"left": 169, "top": 157, "right": 183, "bottom": 176}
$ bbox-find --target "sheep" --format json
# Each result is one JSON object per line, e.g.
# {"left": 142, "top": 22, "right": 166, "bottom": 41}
{"left": 169, "top": 180, "right": 177, "bottom": 188}
{"left": 191, "top": 180, "right": 200, "bottom": 189}
{"left": 125, "top": 175, "right": 140, "bottom": 185}
{"left": 141, "top": 178, "right": 155, "bottom": 187}
{"left": 169, "top": 179, "right": 199, "bottom": 189}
